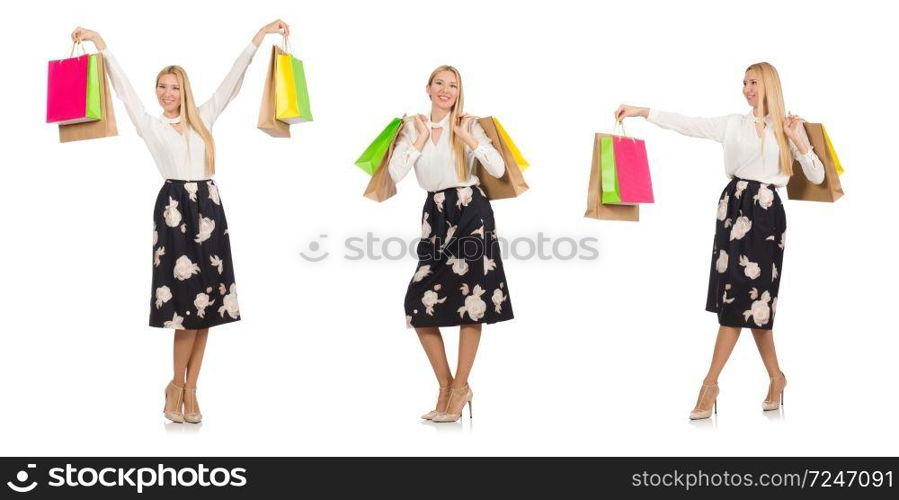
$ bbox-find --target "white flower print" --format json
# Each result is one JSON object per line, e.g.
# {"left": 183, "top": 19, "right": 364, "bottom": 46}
{"left": 439, "top": 222, "right": 457, "bottom": 253}
{"left": 163, "top": 312, "right": 184, "bottom": 329}
{"left": 447, "top": 257, "right": 470, "bottom": 276}
{"left": 766, "top": 235, "right": 775, "bottom": 241}
{"left": 194, "top": 215, "right": 215, "bottom": 243}
{"left": 753, "top": 184, "right": 774, "bottom": 209}
{"left": 207, "top": 181, "right": 221, "bottom": 205}
{"left": 433, "top": 192, "right": 445, "bottom": 212}
{"left": 471, "top": 225, "right": 485, "bottom": 238}
{"left": 184, "top": 182, "right": 198, "bottom": 202}
{"left": 729, "top": 216, "right": 752, "bottom": 241}
{"left": 743, "top": 290, "right": 772, "bottom": 327}
{"left": 194, "top": 292, "right": 215, "bottom": 319}
{"left": 734, "top": 180, "right": 749, "bottom": 199}
{"left": 772, "top": 263, "right": 779, "bottom": 280}
{"left": 772, "top": 297, "right": 778, "bottom": 315}
{"left": 492, "top": 287, "right": 507, "bottom": 314}
{"left": 180, "top": 224, "right": 187, "bottom": 233}
{"left": 154, "top": 246, "right": 166, "bottom": 267}
{"left": 412, "top": 265, "right": 432, "bottom": 282}
{"left": 218, "top": 283, "right": 227, "bottom": 295}
{"left": 163, "top": 197, "right": 182, "bottom": 227}
{"left": 779, "top": 231, "right": 786, "bottom": 250}
{"left": 722, "top": 284, "right": 735, "bottom": 304}
{"left": 155, "top": 286, "right": 172, "bottom": 309}
{"left": 217, "top": 283, "right": 240, "bottom": 319}
{"left": 724, "top": 218, "right": 733, "bottom": 229}
{"left": 210, "top": 255, "right": 224, "bottom": 274}
{"left": 421, "top": 290, "right": 446, "bottom": 316}
{"left": 739, "top": 255, "right": 761, "bottom": 279}
{"left": 457, "top": 284, "right": 487, "bottom": 321}
{"left": 421, "top": 212, "right": 431, "bottom": 239}
{"left": 405, "top": 315, "right": 413, "bottom": 328}
{"left": 153, "top": 225, "right": 158, "bottom": 246}
{"left": 715, "top": 250, "right": 728, "bottom": 273}
{"left": 456, "top": 186, "right": 473, "bottom": 209}
{"left": 716, "top": 194, "right": 729, "bottom": 221}
{"left": 460, "top": 283, "right": 470, "bottom": 296}
{"left": 173, "top": 255, "right": 201, "bottom": 281}
{"left": 483, "top": 256, "right": 496, "bottom": 275}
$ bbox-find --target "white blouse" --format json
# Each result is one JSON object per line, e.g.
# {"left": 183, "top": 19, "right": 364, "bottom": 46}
{"left": 647, "top": 109, "right": 825, "bottom": 187}
{"left": 388, "top": 113, "right": 506, "bottom": 192}
{"left": 101, "top": 42, "right": 259, "bottom": 180}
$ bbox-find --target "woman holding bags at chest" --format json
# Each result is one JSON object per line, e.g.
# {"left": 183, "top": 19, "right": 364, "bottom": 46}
{"left": 70, "top": 20, "right": 289, "bottom": 424}
{"left": 616, "top": 62, "right": 825, "bottom": 420}
{"left": 389, "top": 65, "right": 513, "bottom": 422}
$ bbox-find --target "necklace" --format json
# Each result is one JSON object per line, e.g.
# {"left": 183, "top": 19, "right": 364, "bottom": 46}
{"left": 161, "top": 115, "right": 182, "bottom": 124}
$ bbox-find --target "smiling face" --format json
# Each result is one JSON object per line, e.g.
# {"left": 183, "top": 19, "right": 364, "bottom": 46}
{"left": 156, "top": 73, "right": 182, "bottom": 115}
{"left": 743, "top": 68, "right": 763, "bottom": 110}
{"left": 426, "top": 70, "right": 460, "bottom": 112}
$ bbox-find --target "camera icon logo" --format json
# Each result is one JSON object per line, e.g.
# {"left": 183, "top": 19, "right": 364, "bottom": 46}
{"left": 6, "top": 464, "right": 38, "bottom": 493}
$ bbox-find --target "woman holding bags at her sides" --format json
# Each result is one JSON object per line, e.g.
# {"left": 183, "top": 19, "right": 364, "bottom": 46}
{"left": 70, "top": 20, "right": 290, "bottom": 424}
{"left": 389, "top": 65, "right": 513, "bottom": 422}
{"left": 616, "top": 62, "right": 825, "bottom": 420}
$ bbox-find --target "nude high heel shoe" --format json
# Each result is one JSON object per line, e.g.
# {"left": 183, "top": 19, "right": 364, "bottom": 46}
{"left": 431, "top": 385, "right": 473, "bottom": 423}
{"left": 183, "top": 387, "right": 203, "bottom": 424}
{"left": 689, "top": 383, "right": 719, "bottom": 420}
{"left": 421, "top": 386, "right": 452, "bottom": 420}
{"left": 163, "top": 382, "right": 185, "bottom": 423}
{"left": 762, "top": 372, "right": 786, "bottom": 411}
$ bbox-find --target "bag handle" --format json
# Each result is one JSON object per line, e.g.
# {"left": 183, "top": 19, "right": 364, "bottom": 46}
{"left": 612, "top": 119, "right": 637, "bottom": 143}
{"left": 279, "top": 34, "right": 294, "bottom": 55}
{"left": 66, "top": 39, "right": 88, "bottom": 59}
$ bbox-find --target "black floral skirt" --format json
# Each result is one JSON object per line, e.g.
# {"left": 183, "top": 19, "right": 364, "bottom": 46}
{"left": 706, "top": 177, "right": 786, "bottom": 329}
{"left": 150, "top": 179, "right": 240, "bottom": 329}
{"left": 404, "top": 185, "right": 514, "bottom": 328}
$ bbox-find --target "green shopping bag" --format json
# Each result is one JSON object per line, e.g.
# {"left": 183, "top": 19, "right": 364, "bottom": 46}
{"left": 355, "top": 118, "right": 403, "bottom": 175}
{"left": 291, "top": 57, "right": 312, "bottom": 122}
{"left": 85, "top": 54, "right": 102, "bottom": 121}
{"left": 600, "top": 135, "right": 622, "bottom": 204}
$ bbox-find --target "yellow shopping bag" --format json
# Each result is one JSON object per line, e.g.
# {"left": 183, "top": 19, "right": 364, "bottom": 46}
{"left": 492, "top": 118, "right": 529, "bottom": 171}
{"left": 822, "top": 126, "right": 843, "bottom": 175}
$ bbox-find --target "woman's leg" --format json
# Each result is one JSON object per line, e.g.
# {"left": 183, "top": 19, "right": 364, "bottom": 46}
{"left": 185, "top": 328, "right": 210, "bottom": 389}
{"left": 416, "top": 326, "right": 454, "bottom": 411}
{"left": 751, "top": 328, "right": 786, "bottom": 404}
{"left": 693, "top": 325, "right": 741, "bottom": 412}
{"left": 454, "top": 323, "right": 482, "bottom": 389}
{"left": 173, "top": 329, "right": 198, "bottom": 386}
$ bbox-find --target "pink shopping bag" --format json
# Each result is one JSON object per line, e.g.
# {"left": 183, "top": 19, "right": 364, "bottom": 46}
{"left": 612, "top": 136, "right": 654, "bottom": 204}
{"left": 47, "top": 53, "right": 90, "bottom": 124}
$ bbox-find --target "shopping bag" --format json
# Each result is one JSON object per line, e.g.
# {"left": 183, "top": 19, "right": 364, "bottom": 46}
{"left": 275, "top": 51, "right": 313, "bottom": 124}
{"left": 47, "top": 42, "right": 101, "bottom": 124}
{"left": 585, "top": 133, "right": 639, "bottom": 221}
{"left": 475, "top": 116, "right": 529, "bottom": 200}
{"left": 58, "top": 52, "right": 118, "bottom": 142}
{"left": 786, "top": 122, "right": 844, "bottom": 202}
{"left": 363, "top": 119, "right": 405, "bottom": 202}
{"left": 257, "top": 45, "right": 291, "bottom": 138}
{"left": 612, "top": 134, "right": 654, "bottom": 203}
{"left": 355, "top": 118, "right": 404, "bottom": 175}
{"left": 600, "top": 135, "right": 622, "bottom": 204}
{"left": 493, "top": 118, "right": 529, "bottom": 171}
{"left": 822, "top": 126, "right": 843, "bottom": 175}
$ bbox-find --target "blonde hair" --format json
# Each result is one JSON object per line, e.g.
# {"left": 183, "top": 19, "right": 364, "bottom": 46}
{"left": 746, "top": 62, "right": 792, "bottom": 176}
{"left": 156, "top": 66, "right": 216, "bottom": 176}
{"left": 426, "top": 65, "right": 467, "bottom": 182}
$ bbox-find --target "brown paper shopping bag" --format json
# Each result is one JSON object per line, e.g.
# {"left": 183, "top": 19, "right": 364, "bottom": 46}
{"left": 363, "top": 119, "right": 405, "bottom": 202}
{"left": 58, "top": 53, "right": 118, "bottom": 143}
{"left": 585, "top": 133, "right": 639, "bottom": 221}
{"left": 786, "top": 123, "right": 844, "bottom": 202}
{"left": 257, "top": 45, "right": 291, "bottom": 138}
{"left": 476, "top": 117, "right": 529, "bottom": 200}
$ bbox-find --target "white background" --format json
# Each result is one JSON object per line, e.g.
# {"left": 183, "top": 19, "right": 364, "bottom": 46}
{"left": 1, "top": 0, "right": 896, "bottom": 456}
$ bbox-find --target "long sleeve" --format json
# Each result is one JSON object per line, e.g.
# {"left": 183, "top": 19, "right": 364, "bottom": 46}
{"left": 100, "top": 48, "right": 152, "bottom": 137}
{"left": 387, "top": 120, "right": 421, "bottom": 183}
{"left": 198, "top": 42, "right": 259, "bottom": 126}
{"left": 647, "top": 108, "right": 734, "bottom": 143}
{"left": 788, "top": 126, "right": 826, "bottom": 184}
{"left": 467, "top": 121, "right": 506, "bottom": 178}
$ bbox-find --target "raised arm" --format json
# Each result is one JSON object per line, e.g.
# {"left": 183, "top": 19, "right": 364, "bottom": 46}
{"left": 387, "top": 118, "right": 425, "bottom": 184}
{"left": 785, "top": 114, "right": 825, "bottom": 185}
{"left": 463, "top": 118, "right": 505, "bottom": 178}
{"left": 199, "top": 19, "right": 290, "bottom": 126}
{"left": 616, "top": 104, "right": 733, "bottom": 143}
{"left": 72, "top": 27, "right": 152, "bottom": 136}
